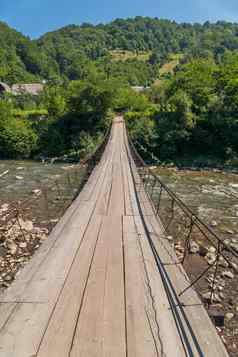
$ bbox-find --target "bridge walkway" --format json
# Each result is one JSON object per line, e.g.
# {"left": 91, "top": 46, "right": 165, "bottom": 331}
{"left": 0, "top": 117, "right": 228, "bottom": 356}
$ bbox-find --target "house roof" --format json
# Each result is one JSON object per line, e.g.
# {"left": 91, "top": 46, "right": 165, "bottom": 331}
{"left": 0, "top": 82, "right": 11, "bottom": 92}
{"left": 11, "top": 83, "right": 44, "bottom": 95}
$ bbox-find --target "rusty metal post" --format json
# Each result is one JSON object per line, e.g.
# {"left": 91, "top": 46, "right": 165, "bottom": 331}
{"left": 42, "top": 186, "right": 51, "bottom": 230}
{"left": 209, "top": 241, "right": 221, "bottom": 307}
{"left": 15, "top": 207, "right": 27, "bottom": 241}
{"left": 156, "top": 184, "right": 163, "bottom": 215}
{"left": 181, "top": 217, "right": 194, "bottom": 265}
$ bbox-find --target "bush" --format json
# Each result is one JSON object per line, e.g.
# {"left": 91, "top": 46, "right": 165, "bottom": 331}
{"left": 0, "top": 100, "right": 38, "bottom": 158}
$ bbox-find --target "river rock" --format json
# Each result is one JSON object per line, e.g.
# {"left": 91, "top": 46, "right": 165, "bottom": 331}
{"left": 219, "top": 256, "right": 229, "bottom": 268}
{"left": 199, "top": 245, "right": 208, "bottom": 256}
{"left": 225, "top": 312, "right": 234, "bottom": 321}
{"left": 226, "top": 229, "right": 234, "bottom": 235}
{"left": 0, "top": 170, "right": 9, "bottom": 178}
{"left": 224, "top": 238, "right": 231, "bottom": 246}
{"left": 0, "top": 203, "right": 9, "bottom": 212}
{"left": 19, "top": 242, "right": 27, "bottom": 249}
{"left": 219, "top": 292, "right": 225, "bottom": 300}
{"left": 222, "top": 271, "right": 234, "bottom": 279}
{"left": 205, "top": 252, "right": 217, "bottom": 265}
{"left": 189, "top": 241, "right": 199, "bottom": 254}
{"left": 166, "top": 235, "right": 173, "bottom": 241}
{"left": 4, "top": 274, "right": 14, "bottom": 282}
{"left": 229, "top": 183, "right": 238, "bottom": 188}
{"left": 230, "top": 243, "right": 238, "bottom": 254}
{"left": 32, "top": 189, "right": 41, "bottom": 195}
{"left": 202, "top": 291, "right": 221, "bottom": 303}
{"left": 230, "top": 262, "right": 238, "bottom": 271}
{"left": 18, "top": 218, "right": 33, "bottom": 232}
{"left": 209, "top": 308, "right": 225, "bottom": 327}
{"left": 0, "top": 246, "right": 7, "bottom": 257}
{"left": 40, "top": 234, "right": 48, "bottom": 241}
{"left": 50, "top": 218, "right": 59, "bottom": 223}
{"left": 209, "top": 246, "right": 217, "bottom": 254}
{"left": 7, "top": 242, "right": 17, "bottom": 255}
{"left": 209, "top": 179, "right": 215, "bottom": 184}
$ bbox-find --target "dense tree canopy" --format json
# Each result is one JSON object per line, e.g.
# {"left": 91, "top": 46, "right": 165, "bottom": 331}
{"left": 1, "top": 18, "right": 238, "bottom": 166}
{"left": 2, "top": 18, "right": 238, "bottom": 85}
{"left": 127, "top": 52, "right": 238, "bottom": 167}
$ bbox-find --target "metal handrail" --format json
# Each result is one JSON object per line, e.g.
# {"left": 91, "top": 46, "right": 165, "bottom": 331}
{"left": 0, "top": 123, "right": 112, "bottom": 224}
{"left": 127, "top": 130, "right": 238, "bottom": 305}
{"left": 129, "top": 137, "right": 238, "bottom": 262}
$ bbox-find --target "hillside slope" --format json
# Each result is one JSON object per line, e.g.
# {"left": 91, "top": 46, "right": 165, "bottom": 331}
{"left": 1, "top": 17, "right": 238, "bottom": 84}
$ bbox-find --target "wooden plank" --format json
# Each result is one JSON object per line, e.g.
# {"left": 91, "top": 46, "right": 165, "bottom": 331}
{"left": 70, "top": 215, "right": 126, "bottom": 357}
{"left": 94, "top": 162, "right": 113, "bottom": 216}
{"left": 142, "top": 214, "right": 180, "bottom": 265}
{"left": 133, "top": 216, "right": 186, "bottom": 356}
{"left": 107, "top": 161, "right": 125, "bottom": 216}
{"left": 36, "top": 215, "right": 103, "bottom": 357}
{"left": 0, "top": 302, "right": 54, "bottom": 357}
{"left": 0, "top": 303, "right": 17, "bottom": 329}
{"left": 137, "top": 187, "right": 155, "bottom": 216}
{"left": 121, "top": 150, "right": 134, "bottom": 216}
{"left": 102, "top": 214, "right": 126, "bottom": 357}
{"left": 184, "top": 305, "right": 229, "bottom": 357}
{"left": 123, "top": 216, "right": 159, "bottom": 357}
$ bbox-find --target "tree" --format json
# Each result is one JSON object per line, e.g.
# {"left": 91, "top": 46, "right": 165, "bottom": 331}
{"left": 0, "top": 100, "right": 37, "bottom": 158}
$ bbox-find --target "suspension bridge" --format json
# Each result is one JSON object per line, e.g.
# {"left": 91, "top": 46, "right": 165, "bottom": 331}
{"left": 0, "top": 116, "right": 235, "bottom": 356}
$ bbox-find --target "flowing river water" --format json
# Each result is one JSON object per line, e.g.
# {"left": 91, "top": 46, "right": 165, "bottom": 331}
{"left": 0, "top": 160, "right": 73, "bottom": 204}
{"left": 0, "top": 161, "right": 237, "bottom": 237}
{"left": 155, "top": 167, "right": 238, "bottom": 239}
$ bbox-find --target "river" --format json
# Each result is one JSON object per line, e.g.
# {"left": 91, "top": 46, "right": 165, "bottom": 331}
{"left": 0, "top": 160, "right": 73, "bottom": 205}
{"left": 0, "top": 161, "right": 238, "bottom": 237}
{"left": 155, "top": 167, "right": 238, "bottom": 239}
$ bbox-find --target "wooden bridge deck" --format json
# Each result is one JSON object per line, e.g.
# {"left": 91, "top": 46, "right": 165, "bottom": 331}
{"left": 0, "top": 117, "right": 228, "bottom": 356}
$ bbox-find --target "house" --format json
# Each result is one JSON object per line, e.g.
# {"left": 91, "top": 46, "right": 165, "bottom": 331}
{"left": 11, "top": 83, "right": 44, "bottom": 96}
{"left": 0, "top": 82, "right": 11, "bottom": 95}
{"left": 131, "top": 86, "right": 150, "bottom": 93}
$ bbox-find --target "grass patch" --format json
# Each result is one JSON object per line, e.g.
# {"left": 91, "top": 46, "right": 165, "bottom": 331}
{"left": 12, "top": 109, "right": 48, "bottom": 118}
{"left": 110, "top": 49, "right": 151, "bottom": 62}
{"left": 159, "top": 53, "right": 184, "bottom": 76}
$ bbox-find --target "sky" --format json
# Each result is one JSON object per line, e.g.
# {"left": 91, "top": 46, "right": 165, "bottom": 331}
{"left": 1, "top": 0, "right": 238, "bottom": 38}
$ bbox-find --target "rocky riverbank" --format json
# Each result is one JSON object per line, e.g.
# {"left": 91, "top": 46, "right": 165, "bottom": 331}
{"left": 0, "top": 216, "right": 48, "bottom": 290}
{"left": 0, "top": 159, "right": 84, "bottom": 292}
{"left": 154, "top": 167, "right": 238, "bottom": 356}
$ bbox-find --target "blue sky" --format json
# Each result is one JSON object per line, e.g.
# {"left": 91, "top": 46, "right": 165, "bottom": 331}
{"left": 1, "top": 0, "right": 238, "bottom": 38}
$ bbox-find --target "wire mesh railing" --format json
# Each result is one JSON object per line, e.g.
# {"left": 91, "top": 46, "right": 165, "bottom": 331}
{"left": 128, "top": 137, "right": 238, "bottom": 311}
{"left": 0, "top": 125, "right": 111, "bottom": 290}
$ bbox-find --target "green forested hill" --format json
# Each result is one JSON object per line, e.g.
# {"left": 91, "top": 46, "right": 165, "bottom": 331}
{"left": 2, "top": 17, "right": 238, "bottom": 85}
{"left": 1, "top": 17, "right": 238, "bottom": 165}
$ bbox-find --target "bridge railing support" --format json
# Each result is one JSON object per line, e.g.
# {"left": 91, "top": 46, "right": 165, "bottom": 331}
{"left": 127, "top": 134, "right": 238, "bottom": 313}
{"left": 0, "top": 124, "right": 112, "bottom": 289}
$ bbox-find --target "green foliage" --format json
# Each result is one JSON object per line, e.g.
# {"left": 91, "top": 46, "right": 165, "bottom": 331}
{"left": 0, "top": 100, "right": 37, "bottom": 158}
{"left": 2, "top": 18, "right": 238, "bottom": 85}
{"left": 127, "top": 53, "right": 238, "bottom": 166}
{"left": 42, "top": 86, "right": 66, "bottom": 117}
{"left": 35, "top": 80, "right": 115, "bottom": 157}
{"left": 113, "top": 87, "right": 151, "bottom": 112}
{"left": 1, "top": 18, "right": 238, "bottom": 166}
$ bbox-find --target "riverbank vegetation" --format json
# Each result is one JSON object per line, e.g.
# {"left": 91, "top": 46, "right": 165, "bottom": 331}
{"left": 127, "top": 53, "right": 238, "bottom": 168}
{"left": 1, "top": 17, "right": 238, "bottom": 166}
